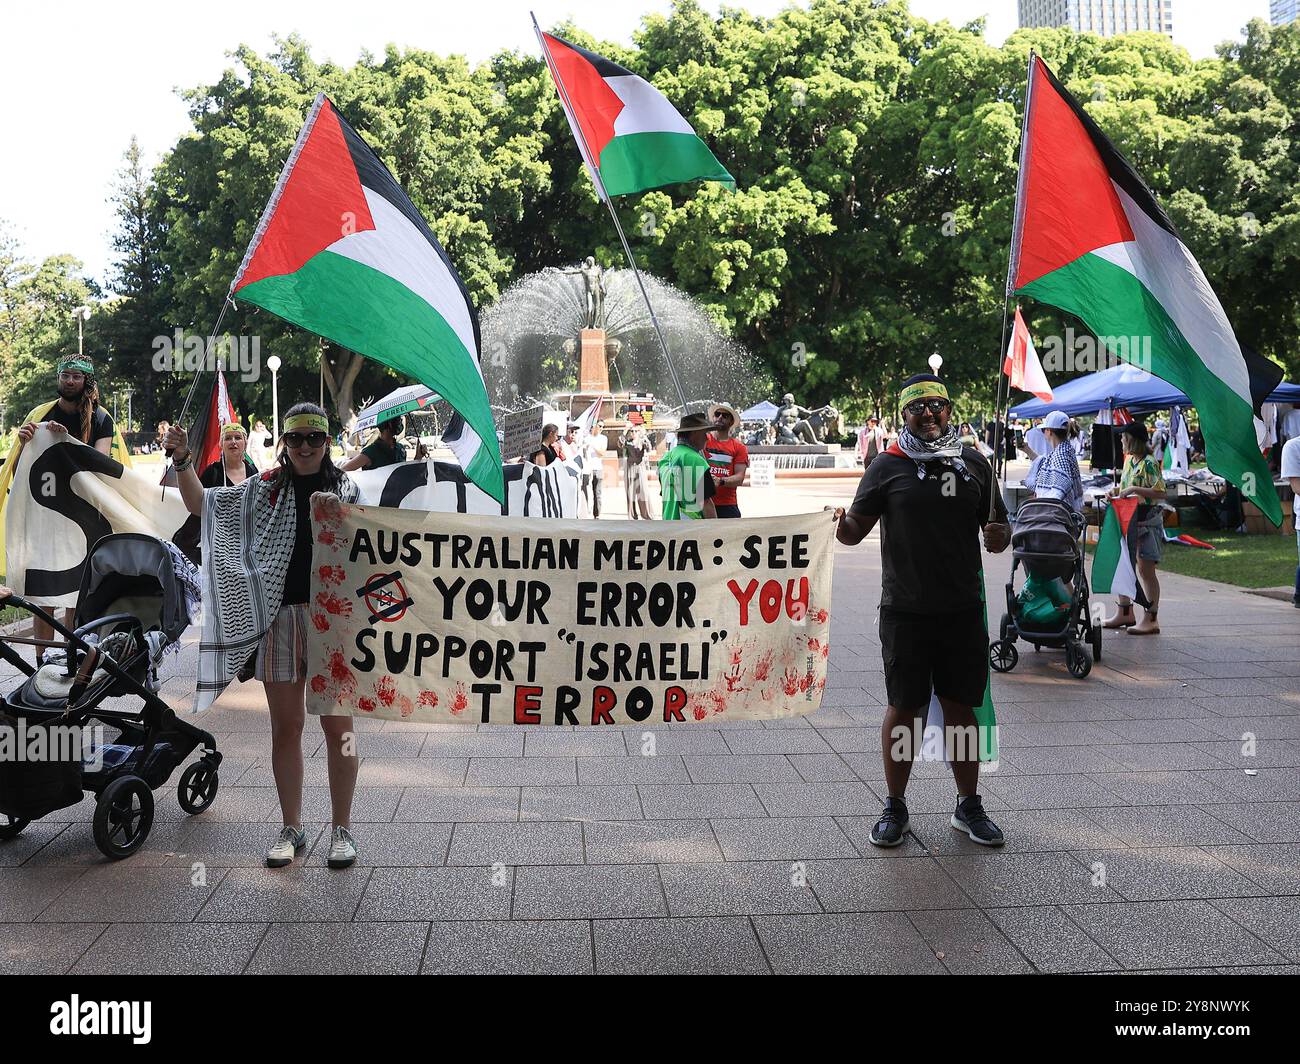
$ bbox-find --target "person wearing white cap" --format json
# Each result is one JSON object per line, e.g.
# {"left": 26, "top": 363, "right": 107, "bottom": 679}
{"left": 1024, "top": 410, "right": 1083, "bottom": 513}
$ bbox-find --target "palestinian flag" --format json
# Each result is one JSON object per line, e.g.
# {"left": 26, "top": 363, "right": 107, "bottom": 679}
{"left": 1003, "top": 306, "right": 1053, "bottom": 401}
{"left": 1092, "top": 496, "right": 1150, "bottom": 607}
{"left": 185, "top": 366, "right": 238, "bottom": 477}
{"left": 535, "top": 27, "right": 734, "bottom": 199}
{"left": 230, "top": 94, "right": 503, "bottom": 502}
{"left": 1011, "top": 55, "right": 1283, "bottom": 524}
{"left": 922, "top": 572, "right": 998, "bottom": 764}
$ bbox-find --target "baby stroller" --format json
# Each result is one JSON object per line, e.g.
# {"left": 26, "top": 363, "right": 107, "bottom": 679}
{"left": 0, "top": 534, "right": 221, "bottom": 859}
{"left": 989, "top": 498, "right": 1100, "bottom": 679}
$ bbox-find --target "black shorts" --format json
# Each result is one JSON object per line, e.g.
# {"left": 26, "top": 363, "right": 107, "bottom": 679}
{"left": 879, "top": 606, "right": 988, "bottom": 710}
{"left": 714, "top": 504, "right": 741, "bottom": 518}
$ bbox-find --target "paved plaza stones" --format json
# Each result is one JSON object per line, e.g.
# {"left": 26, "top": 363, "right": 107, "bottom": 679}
{"left": 1, "top": 485, "right": 1298, "bottom": 975}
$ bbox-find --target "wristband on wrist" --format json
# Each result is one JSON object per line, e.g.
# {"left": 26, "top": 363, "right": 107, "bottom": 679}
{"left": 174, "top": 452, "right": 193, "bottom": 471}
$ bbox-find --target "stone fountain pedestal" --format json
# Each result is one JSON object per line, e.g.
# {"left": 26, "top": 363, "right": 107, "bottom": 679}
{"left": 579, "top": 328, "right": 610, "bottom": 395}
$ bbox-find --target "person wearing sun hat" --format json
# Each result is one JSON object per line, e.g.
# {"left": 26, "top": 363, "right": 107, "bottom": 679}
{"left": 658, "top": 411, "right": 718, "bottom": 520}
{"left": 165, "top": 403, "right": 362, "bottom": 872}
{"left": 705, "top": 401, "right": 749, "bottom": 518}
{"left": 831, "top": 373, "right": 1010, "bottom": 849}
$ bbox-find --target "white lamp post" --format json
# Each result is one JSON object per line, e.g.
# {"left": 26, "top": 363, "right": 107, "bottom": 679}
{"left": 72, "top": 305, "right": 93, "bottom": 355}
{"left": 266, "top": 355, "right": 282, "bottom": 440}
{"left": 928, "top": 352, "right": 943, "bottom": 374}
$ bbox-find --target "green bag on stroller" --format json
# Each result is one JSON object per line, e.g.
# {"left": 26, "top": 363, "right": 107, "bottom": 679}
{"left": 1014, "top": 571, "right": 1071, "bottom": 627}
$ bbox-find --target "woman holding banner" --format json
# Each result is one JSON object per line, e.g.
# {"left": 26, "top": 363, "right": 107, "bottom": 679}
{"left": 165, "top": 403, "right": 362, "bottom": 870}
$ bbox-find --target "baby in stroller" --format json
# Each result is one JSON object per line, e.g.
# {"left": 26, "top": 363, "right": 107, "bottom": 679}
{"left": 0, "top": 533, "right": 221, "bottom": 859}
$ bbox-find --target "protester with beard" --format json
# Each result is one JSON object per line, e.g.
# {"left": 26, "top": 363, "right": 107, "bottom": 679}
{"left": 831, "top": 374, "right": 1010, "bottom": 848}
{"left": 11, "top": 356, "right": 119, "bottom": 664}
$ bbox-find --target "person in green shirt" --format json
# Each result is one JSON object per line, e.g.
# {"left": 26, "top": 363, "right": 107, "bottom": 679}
{"left": 658, "top": 412, "right": 717, "bottom": 520}
{"left": 342, "top": 415, "right": 407, "bottom": 471}
{"left": 1103, "top": 421, "right": 1166, "bottom": 635}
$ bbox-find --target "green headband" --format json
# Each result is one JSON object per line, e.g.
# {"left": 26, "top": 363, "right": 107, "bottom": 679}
{"left": 221, "top": 422, "right": 248, "bottom": 439}
{"left": 899, "top": 380, "right": 949, "bottom": 407}
{"left": 57, "top": 356, "right": 94, "bottom": 376}
{"left": 283, "top": 413, "right": 329, "bottom": 434}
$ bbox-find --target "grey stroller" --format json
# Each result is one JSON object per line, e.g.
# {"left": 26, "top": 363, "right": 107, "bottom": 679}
{"left": 990, "top": 497, "right": 1100, "bottom": 679}
{"left": 0, "top": 534, "right": 221, "bottom": 858}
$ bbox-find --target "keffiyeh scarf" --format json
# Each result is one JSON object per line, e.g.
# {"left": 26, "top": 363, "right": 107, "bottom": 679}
{"left": 194, "top": 470, "right": 358, "bottom": 711}
{"left": 1034, "top": 440, "right": 1084, "bottom": 512}
{"left": 895, "top": 424, "right": 971, "bottom": 481}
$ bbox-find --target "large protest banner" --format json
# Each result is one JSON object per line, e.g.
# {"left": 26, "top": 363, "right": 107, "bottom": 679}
{"left": 348, "top": 455, "right": 580, "bottom": 517}
{"left": 305, "top": 500, "right": 834, "bottom": 724}
{"left": 4, "top": 428, "right": 190, "bottom": 606}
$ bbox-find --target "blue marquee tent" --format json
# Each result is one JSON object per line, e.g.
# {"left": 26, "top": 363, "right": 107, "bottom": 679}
{"left": 1010, "top": 362, "right": 1300, "bottom": 419}
{"left": 740, "top": 400, "right": 779, "bottom": 421}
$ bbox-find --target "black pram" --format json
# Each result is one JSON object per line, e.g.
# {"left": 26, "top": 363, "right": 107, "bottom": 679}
{"left": 0, "top": 534, "right": 221, "bottom": 859}
{"left": 989, "top": 497, "right": 1100, "bottom": 679}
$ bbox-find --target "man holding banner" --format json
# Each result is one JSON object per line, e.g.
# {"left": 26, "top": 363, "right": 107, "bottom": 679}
{"left": 833, "top": 374, "right": 1010, "bottom": 848}
{"left": 2, "top": 356, "right": 128, "bottom": 664}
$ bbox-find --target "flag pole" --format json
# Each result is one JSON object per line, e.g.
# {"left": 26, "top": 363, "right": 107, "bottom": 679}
{"left": 988, "top": 47, "right": 1037, "bottom": 521}
{"left": 163, "top": 295, "right": 234, "bottom": 494}
{"left": 532, "top": 14, "right": 690, "bottom": 415}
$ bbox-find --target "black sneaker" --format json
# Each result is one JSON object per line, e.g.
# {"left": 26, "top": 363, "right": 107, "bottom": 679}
{"left": 869, "top": 797, "right": 909, "bottom": 848}
{"left": 951, "top": 795, "right": 1004, "bottom": 846}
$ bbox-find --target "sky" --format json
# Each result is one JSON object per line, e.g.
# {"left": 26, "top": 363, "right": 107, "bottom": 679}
{"left": 1, "top": 0, "right": 1271, "bottom": 289}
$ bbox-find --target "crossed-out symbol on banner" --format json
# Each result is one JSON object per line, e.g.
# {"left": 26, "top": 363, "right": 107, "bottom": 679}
{"left": 357, "top": 571, "right": 413, "bottom": 624}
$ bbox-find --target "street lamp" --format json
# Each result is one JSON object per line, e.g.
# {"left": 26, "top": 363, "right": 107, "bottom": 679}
{"left": 72, "top": 305, "right": 93, "bottom": 356}
{"left": 266, "top": 355, "right": 282, "bottom": 440}
{"left": 928, "top": 352, "right": 943, "bottom": 374}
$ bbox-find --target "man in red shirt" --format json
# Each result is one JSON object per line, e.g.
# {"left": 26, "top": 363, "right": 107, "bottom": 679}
{"left": 706, "top": 402, "right": 750, "bottom": 518}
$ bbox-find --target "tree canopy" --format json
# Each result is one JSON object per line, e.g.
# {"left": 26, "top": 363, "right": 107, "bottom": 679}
{"left": 4, "top": 0, "right": 1298, "bottom": 430}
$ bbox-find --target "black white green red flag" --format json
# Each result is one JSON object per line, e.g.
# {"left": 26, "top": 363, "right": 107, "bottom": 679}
{"left": 230, "top": 95, "right": 503, "bottom": 503}
{"left": 1010, "top": 56, "right": 1283, "bottom": 524}
{"left": 535, "top": 28, "right": 734, "bottom": 199}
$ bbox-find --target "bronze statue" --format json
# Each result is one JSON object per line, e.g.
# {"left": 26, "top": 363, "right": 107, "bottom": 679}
{"left": 562, "top": 256, "right": 607, "bottom": 331}
{"left": 773, "top": 393, "right": 817, "bottom": 444}
{"left": 771, "top": 393, "right": 842, "bottom": 445}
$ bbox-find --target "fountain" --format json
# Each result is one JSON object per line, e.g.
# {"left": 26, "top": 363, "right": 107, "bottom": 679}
{"left": 479, "top": 260, "right": 770, "bottom": 437}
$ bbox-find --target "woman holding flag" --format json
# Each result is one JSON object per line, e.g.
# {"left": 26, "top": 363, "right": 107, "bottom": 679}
{"left": 1103, "top": 422, "right": 1166, "bottom": 636}
{"left": 165, "top": 403, "right": 362, "bottom": 870}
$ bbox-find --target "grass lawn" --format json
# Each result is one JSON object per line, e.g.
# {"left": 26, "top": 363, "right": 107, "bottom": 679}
{"left": 1087, "top": 531, "right": 1298, "bottom": 589}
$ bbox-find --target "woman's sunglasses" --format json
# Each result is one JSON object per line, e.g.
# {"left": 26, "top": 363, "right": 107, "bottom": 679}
{"left": 904, "top": 398, "right": 951, "bottom": 417}
{"left": 284, "top": 431, "right": 328, "bottom": 449}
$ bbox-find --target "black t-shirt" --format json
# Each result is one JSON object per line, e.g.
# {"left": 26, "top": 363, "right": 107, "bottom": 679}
{"left": 283, "top": 471, "right": 327, "bottom": 606}
{"left": 849, "top": 446, "right": 1007, "bottom": 614}
{"left": 45, "top": 403, "right": 114, "bottom": 444}
{"left": 361, "top": 437, "right": 405, "bottom": 468}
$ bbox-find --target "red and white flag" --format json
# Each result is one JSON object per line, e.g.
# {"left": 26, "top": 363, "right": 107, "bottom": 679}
{"left": 1003, "top": 306, "right": 1053, "bottom": 402}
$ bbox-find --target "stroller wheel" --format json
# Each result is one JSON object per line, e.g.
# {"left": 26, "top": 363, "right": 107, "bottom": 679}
{"left": 1090, "top": 625, "right": 1103, "bottom": 663}
{"left": 0, "top": 814, "right": 31, "bottom": 841}
{"left": 1066, "top": 641, "right": 1092, "bottom": 680}
{"left": 989, "top": 640, "right": 1018, "bottom": 673}
{"left": 93, "top": 776, "right": 155, "bottom": 860}
{"left": 178, "top": 760, "right": 220, "bottom": 815}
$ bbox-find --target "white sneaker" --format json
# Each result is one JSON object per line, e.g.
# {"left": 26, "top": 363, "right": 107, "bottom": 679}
{"left": 327, "top": 826, "right": 357, "bottom": 869}
{"left": 265, "top": 825, "right": 307, "bottom": 868}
